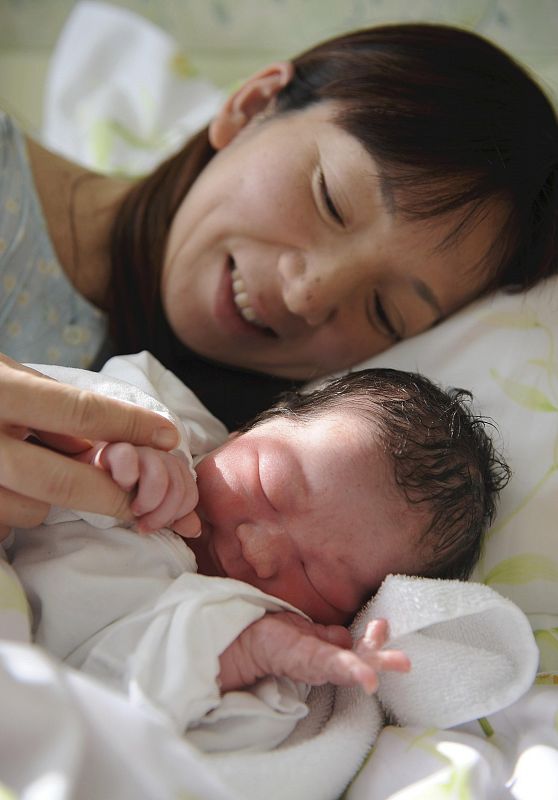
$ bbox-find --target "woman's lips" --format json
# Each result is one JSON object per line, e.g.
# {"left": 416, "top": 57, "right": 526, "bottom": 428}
{"left": 214, "top": 256, "right": 276, "bottom": 338}
{"left": 231, "top": 265, "right": 267, "bottom": 328}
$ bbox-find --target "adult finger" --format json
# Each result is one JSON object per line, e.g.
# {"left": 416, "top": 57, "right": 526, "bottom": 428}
{"left": 0, "top": 360, "right": 179, "bottom": 449}
{"left": 0, "top": 434, "right": 135, "bottom": 521}
{"left": 33, "top": 431, "right": 93, "bottom": 455}
{"left": 0, "top": 485, "right": 50, "bottom": 529}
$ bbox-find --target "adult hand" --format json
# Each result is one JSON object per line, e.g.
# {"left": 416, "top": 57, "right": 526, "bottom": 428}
{"left": 0, "top": 353, "right": 179, "bottom": 540}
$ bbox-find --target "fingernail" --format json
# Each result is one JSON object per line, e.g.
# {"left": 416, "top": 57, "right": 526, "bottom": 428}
{"left": 152, "top": 427, "right": 178, "bottom": 449}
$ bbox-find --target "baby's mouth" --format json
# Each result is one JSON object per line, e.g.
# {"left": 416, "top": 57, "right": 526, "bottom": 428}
{"left": 228, "top": 257, "right": 270, "bottom": 331}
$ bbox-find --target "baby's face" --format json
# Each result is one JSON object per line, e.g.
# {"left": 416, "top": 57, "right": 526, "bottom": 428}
{"left": 192, "top": 411, "right": 431, "bottom": 624}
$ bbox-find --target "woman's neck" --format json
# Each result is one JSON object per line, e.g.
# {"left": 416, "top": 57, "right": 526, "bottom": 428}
{"left": 25, "top": 136, "right": 132, "bottom": 310}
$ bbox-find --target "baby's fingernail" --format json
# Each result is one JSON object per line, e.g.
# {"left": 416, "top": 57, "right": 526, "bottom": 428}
{"left": 152, "top": 427, "right": 178, "bottom": 449}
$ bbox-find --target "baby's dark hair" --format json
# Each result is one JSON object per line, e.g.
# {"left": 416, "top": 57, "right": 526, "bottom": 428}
{"left": 240, "top": 368, "right": 511, "bottom": 581}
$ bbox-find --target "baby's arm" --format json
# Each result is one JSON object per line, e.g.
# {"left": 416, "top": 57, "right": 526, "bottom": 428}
{"left": 218, "top": 613, "right": 410, "bottom": 694}
{"left": 77, "top": 441, "right": 201, "bottom": 537}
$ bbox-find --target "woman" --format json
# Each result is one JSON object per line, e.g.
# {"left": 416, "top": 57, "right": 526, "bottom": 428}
{"left": 1, "top": 23, "right": 557, "bottom": 533}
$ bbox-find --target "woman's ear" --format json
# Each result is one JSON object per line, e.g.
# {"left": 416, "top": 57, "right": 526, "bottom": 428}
{"left": 209, "top": 61, "right": 294, "bottom": 150}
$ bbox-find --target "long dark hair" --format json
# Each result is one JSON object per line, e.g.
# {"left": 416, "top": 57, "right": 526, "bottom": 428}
{"left": 108, "top": 23, "right": 558, "bottom": 412}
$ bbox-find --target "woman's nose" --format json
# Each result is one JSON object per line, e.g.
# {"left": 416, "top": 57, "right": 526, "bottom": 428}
{"left": 278, "top": 250, "right": 339, "bottom": 328}
{"left": 236, "top": 523, "right": 288, "bottom": 580}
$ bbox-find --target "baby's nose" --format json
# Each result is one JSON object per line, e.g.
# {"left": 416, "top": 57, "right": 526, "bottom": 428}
{"left": 236, "top": 523, "right": 283, "bottom": 580}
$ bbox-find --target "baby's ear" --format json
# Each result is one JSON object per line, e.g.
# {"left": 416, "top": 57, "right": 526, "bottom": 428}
{"left": 209, "top": 61, "right": 294, "bottom": 149}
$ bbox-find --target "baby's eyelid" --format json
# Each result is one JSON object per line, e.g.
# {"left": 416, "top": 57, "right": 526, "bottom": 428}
{"left": 302, "top": 561, "right": 333, "bottom": 607}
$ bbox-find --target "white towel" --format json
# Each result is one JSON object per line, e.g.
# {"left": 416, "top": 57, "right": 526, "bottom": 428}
{"left": 201, "top": 574, "right": 539, "bottom": 799}
{"left": 353, "top": 574, "right": 540, "bottom": 729}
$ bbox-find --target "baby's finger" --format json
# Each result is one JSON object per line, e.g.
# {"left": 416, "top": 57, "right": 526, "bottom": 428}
{"left": 98, "top": 443, "right": 140, "bottom": 492}
{"left": 132, "top": 449, "right": 169, "bottom": 517}
{"left": 354, "top": 638, "right": 411, "bottom": 673}
{"left": 370, "top": 649, "right": 411, "bottom": 673}
{"left": 164, "top": 456, "right": 198, "bottom": 521}
{"left": 172, "top": 510, "right": 202, "bottom": 538}
{"left": 135, "top": 452, "right": 189, "bottom": 532}
{"left": 362, "top": 619, "right": 389, "bottom": 649}
{"left": 311, "top": 624, "right": 353, "bottom": 649}
{"left": 312, "top": 647, "right": 379, "bottom": 694}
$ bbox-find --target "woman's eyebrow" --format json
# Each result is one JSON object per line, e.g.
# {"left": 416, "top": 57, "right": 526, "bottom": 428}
{"left": 412, "top": 278, "right": 442, "bottom": 321}
{"left": 377, "top": 171, "right": 397, "bottom": 216}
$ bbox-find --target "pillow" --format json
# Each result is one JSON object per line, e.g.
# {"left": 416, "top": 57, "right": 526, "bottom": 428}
{"left": 349, "top": 276, "right": 558, "bottom": 671}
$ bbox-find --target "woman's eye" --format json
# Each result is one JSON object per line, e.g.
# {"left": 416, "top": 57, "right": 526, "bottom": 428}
{"left": 373, "top": 292, "right": 401, "bottom": 342}
{"left": 319, "top": 169, "right": 344, "bottom": 226}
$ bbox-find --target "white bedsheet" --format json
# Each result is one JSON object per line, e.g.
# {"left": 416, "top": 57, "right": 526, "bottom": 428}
{"left": 11, "top": 2, "right": 558, "bottom": 796}
{"left": 0, "top": 582, "right": 555, "bottom": 800}
{"left": 347, "top": 680, "right": 558, "bottom": 800}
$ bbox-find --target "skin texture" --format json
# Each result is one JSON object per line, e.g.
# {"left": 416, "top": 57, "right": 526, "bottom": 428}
{"left": 190, "top": 410, "right": 430, "bottom": 626}
{"left": 162, "top": 67, "right": 500, "bottom": 380}
{"left": 218, "top": 616, "right": 411, "bottom": 694}
{"left": 0, "top": 354, "right": 179, "bottom": 540}
{"left": 78, "top": 441, "right": 202, "bottom": 537}
{"left": 6, "top": 64, "right": 503, "bottom": 532}
{"left": 92, "top": 427, "right": 415, "bottom": 695}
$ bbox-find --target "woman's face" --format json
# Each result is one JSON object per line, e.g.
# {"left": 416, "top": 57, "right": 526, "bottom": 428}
{"left": 162, "top": 99, "right": 499, "bottom": 380}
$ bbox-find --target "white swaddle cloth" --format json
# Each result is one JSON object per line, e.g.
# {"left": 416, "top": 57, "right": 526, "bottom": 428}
{"left": 205, "top": 574, "right": 539, "bottom": 800}
{"left": 1, "top": 351, "right": 539, "bottom": 799}
{"left": 359, "top": 574, "right": 540, "bottom": 728}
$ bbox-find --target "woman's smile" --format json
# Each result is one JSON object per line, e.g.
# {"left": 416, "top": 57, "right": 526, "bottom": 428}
{"left": 162, "top": 102, "right": 493, "bottom": 379}
{"left": 230, "top": 259, "right": 267, "bottom": 329}
{"left": 213, "top": 256, "right": 275, "bottom": 340}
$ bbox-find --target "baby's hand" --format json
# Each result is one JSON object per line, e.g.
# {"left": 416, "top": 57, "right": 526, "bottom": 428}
{"left": 88, "top": 442, "right": 201, "bottom": 537}
{"left": 218, "top": 614, "right": 410, "bottom": 695}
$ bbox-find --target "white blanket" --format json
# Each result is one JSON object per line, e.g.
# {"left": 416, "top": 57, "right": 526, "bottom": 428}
{"left": 15, "top": 2, "right": 556, "bottom": 795}
{"left": 0, "top": 351, "right": 541, "bottom": 800}
{"left": 0, "top": 567, "right": 540, "bottom": 800}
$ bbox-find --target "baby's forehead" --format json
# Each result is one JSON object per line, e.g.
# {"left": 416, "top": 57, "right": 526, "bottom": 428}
{"left": 261, "top": 405, "right": 382, "bottom": 443}
{"left": 287, "top": 410, "right": 390, "bottom": 479}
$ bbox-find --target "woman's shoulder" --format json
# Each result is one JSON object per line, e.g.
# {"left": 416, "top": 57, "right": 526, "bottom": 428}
{"left": 0, "top": 109, "right": 25, "bottom": 161}
{"left": 0, "top": 108, "right": 15, "bottom": 134}
{"left": 0, "top": 109, "right": 34, "bottom": 206}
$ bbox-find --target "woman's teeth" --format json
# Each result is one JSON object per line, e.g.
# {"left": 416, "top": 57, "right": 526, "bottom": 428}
{"left": 231, "top": 267, "right": 266, "bottom": 328}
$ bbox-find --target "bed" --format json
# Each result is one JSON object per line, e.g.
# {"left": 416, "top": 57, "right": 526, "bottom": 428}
{"left": 1, "top": 2, "right": 557, "bottom": 798}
